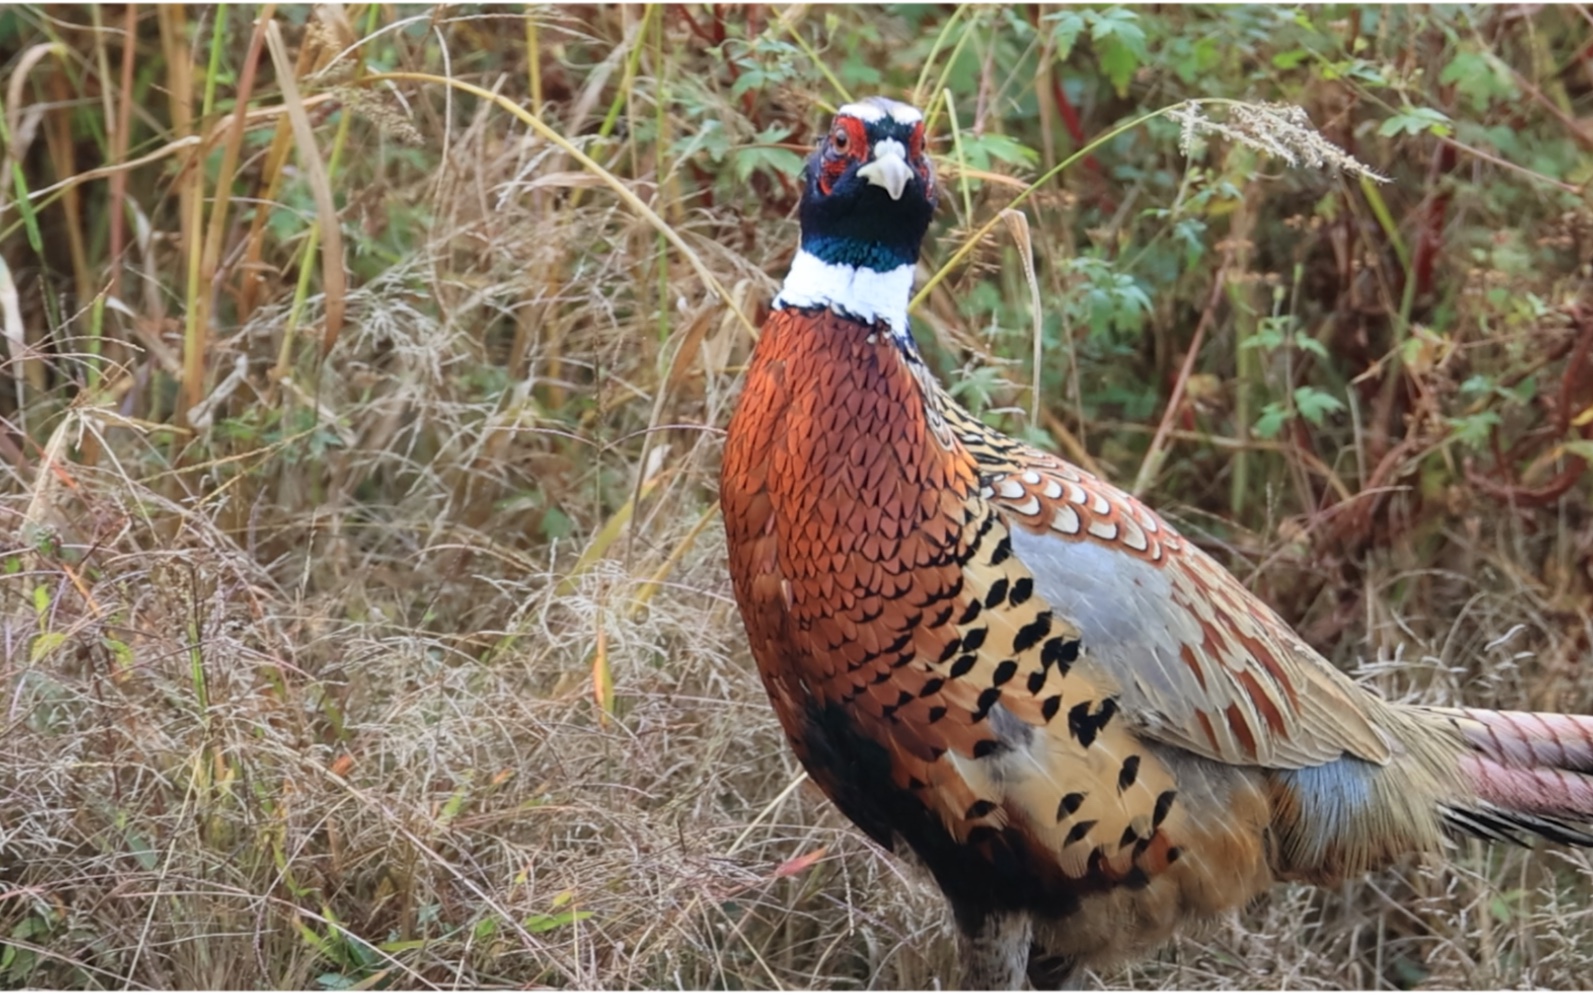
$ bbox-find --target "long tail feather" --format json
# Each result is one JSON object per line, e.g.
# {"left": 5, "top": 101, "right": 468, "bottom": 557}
{"left": 1443, "top": 708, "right": 1593, "bottom": 772}
{"left": 1422, "top": 706, "right": 1593, "bottom": 845}
{"left": 1459, "top": 755, "right": 1593, "bottom": 822}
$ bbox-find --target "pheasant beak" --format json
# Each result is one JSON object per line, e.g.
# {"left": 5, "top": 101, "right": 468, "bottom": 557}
{"left": 856, "top": 139, "right": 913, "bottom": 201}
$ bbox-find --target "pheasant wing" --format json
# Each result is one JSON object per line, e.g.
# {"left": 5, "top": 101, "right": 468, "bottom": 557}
{"left": 981, "top": 450, "right": 1392, "bottom": 770}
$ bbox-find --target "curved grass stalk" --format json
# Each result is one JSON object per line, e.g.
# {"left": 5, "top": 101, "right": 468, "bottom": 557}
{"left": 912, "top": 4, "right": 970, "bottom": 108}
{"left": 781, "top": 15, "right": 851, "bottom": 109}
{"left": 912, "top": 97, "right": 1315, "bottom": 311}
{"left": 361, "top": 71, "right": 757, "bottom": 339}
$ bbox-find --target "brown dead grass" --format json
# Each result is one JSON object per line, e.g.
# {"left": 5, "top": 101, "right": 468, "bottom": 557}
{"left": 4, "top": 4, "right": 1593, "bottom": 990}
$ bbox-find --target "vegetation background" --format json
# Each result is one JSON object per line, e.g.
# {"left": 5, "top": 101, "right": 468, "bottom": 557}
{"left": 3, "top": 3, "right": 1593, "bottom": 988}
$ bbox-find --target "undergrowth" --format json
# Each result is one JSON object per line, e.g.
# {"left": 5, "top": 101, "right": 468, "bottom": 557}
{"left": 3, "top": 4, "right": 1593, "bottom": 989}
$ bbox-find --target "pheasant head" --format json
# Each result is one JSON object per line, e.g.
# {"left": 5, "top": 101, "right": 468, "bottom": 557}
{"left": 775, "top": 97, "right": 937, "bottom": 337}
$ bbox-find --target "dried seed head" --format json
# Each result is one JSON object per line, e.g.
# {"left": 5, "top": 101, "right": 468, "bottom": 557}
{"left": 337, "top": 85, "right": 426, "bottom": 147}
{"left": 1169, "top": 100, "right": 1389, "bottom": 183}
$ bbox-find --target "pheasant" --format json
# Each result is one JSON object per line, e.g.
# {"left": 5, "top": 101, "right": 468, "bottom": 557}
{"left": 720, "top": 96, "right": 1593, "bottom": 989}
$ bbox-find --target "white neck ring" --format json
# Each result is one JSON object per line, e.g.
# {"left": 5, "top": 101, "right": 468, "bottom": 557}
{"left": 773, "top": 249, "right": 914, "bottom": 337}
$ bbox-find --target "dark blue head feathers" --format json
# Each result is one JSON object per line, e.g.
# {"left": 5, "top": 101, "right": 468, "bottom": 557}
{"left": 798, "top": 98, "right": 937, "bottom": 273}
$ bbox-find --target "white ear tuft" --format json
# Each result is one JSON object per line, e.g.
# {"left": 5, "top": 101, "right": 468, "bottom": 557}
{"left": 837, "top": 97, "right": 923, "bottom": 127}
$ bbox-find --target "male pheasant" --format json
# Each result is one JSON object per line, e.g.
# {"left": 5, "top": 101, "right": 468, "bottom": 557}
{"left": 720, "top": 96, "right": 1593, "bottom": 989}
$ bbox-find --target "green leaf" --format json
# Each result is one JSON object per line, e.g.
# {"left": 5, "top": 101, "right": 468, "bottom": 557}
{"left": 1378, "top": 106, "right": 1452, "bottom": 138}
{"left": 1293, "top": 386, "right": 1345, "bottom": 426}
{"left": 838, "top": 61, "right": 882, "bottom": 90}
{"left": 524, "top": 909, "right": 593, "bottom": 933}
{"left": 1254, "top": 402, "right": 1288, "bottom": 440}
{"left": 125, "top": 830, "right": 158, "bottom": 870}
{"left": 732, "top": 145, "right": 804, "bottom": 185}
{"left": 1086, "top": 8, "right": 1146, "bottom": 96}
{"left": 1086, "top": 7, "right": 1147, "bottom": 56}
{"left": 1272, "top": 48, "right": 1309, "bottom": 70}
{"left": 958, "top": 132, "right": 1039, "bottom": 171}
{"left": 763, "top": 146, "right": 805, "bottom": 176}
{"left": 1447, "top": 411, "right": 1501, "bottom": 449}
{"left": 296, "top": 921, "right": 336, "bottom": 960}
{"left": 1097, "top": 36, "right": 1140, "bottom": 95}
{"left": 540, "top": 506, "right": 574, "bottom": 540}
{"left": 439, "top": 784, "right": 469, "bottom": 827}
{"left": 676, "top": 119, "right": 730, "bottom": 165}
{"left": 1045, "top": 10, "right": 1085, "bottom": 59}
{"left": 946, "top": 364, "right": 1008, "bottom": 413}
{"left": 1439, "top": 49, "right": 1517, "bottom": 113}
{"left": 1165, "top": 35, "right": 1219, "bottom": 85}
{"left": 1321, "top": 57, "right": 1388, "bottom": 86}
{"left": 377, "top": 938, "right": 429, "bottom": 954}
{"left": 1297, "top": 336, "right": 1330, "bottom": 359}
{"left": 1063, "top": 257, "right": 1149, "bottom": 340}
{"left": 1242, "top": 332, "right": 1278, "bottom": 352}
{"left": 1499, "top": 376, "right": 1537, "bottom": 405}
{"left": 1083, "top": 8, "right": 1146, "bottom": 95}
{"left": 1487, "top": 895, "right": 1513, "bottom": 923}
{"left": 729, "top": 68, "right": 766, "bottom": 102}
{"left": 30, "top": 632, "right": 66, "bottom": 664}
{"left": 1172, "top": 218, "right": 1207, "bottom": 266}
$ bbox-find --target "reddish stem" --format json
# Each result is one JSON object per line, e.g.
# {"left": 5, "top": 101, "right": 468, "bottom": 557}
{"left": 1471, "top": 305, "right": 1593, "bottom": 508}
{"left": 108, "top": 3, "right": 138, "bottom": 304}
{"left": 1411, "top": 142, "right": 1456, "bottom": 300}
{"left": 1048, "top": 74, "right": 1107, "bottom": 187}
{"left": 678, "top": 7, "right": 716, "bottom": 46}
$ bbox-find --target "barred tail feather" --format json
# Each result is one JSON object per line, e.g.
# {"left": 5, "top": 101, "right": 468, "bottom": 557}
{"left": 1424, "top": 706, "right": 1593, "bottom": 846}
{"left": 1459, "top": 755, "right": 1593, "bottom": 824}
{"left": 1445, "top": 708, "right": 1593, "bottom": 772}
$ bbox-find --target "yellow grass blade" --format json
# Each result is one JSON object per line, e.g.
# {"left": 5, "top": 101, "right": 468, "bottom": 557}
{"left": 360, "top": 71, "right": 756, "bottom": 339}
{"left": 266, "top": 19, "right": 345, "bottom": 358}
{"left": 555, "top": 467, "right": 673, "bottom": 598}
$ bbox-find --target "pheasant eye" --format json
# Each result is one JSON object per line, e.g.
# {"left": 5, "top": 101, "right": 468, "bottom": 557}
{"left": 832, "top": 128, "right": 849, "bottom": 151}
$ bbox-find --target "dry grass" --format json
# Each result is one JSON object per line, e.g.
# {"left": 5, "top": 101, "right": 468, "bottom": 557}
{"left": 4, "top": 4, "right": 1593, "bottom": 989}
